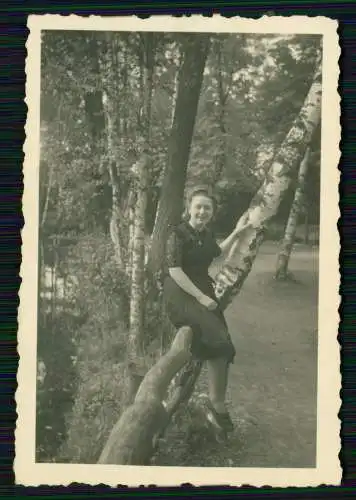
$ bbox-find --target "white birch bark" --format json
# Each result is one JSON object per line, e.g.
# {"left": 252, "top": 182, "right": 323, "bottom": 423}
{"left": 275, "top": 147, "right": 311, "bottom": 280}
{"left": 213, "top": 52, "right": 322, "bottom": 310}
{"left": 99, "top": 36, "right": 124, "bottom": 270}
{"left": 126, "top": 34, "right": 156, "bottom": 403}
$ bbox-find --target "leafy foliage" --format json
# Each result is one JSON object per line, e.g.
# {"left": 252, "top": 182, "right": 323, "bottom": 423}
{"left": 37, "top": 30, "right": 321, "bottom": 462}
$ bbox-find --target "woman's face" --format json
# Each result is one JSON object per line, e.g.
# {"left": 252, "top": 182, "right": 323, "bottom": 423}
{"left": 188, "top": 194, "right": 214, "bottom": 229}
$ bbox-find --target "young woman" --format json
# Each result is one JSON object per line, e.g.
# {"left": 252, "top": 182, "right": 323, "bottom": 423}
{"left": 163, "top": 185, "right": 250, "bottom": 432}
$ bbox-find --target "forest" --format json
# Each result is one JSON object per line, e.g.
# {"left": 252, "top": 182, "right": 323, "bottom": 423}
{"left": 37, "top": 30, "right": 321, "bottom": 467}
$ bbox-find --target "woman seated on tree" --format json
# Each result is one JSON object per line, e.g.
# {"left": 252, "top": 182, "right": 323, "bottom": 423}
{"left": 163, "top": 185, "right": 250, "bottom": 432}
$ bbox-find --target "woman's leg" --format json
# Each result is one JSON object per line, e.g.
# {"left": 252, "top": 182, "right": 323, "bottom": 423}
{"left": 206, "top": 357, "right": 234, "bottom": 432}
{"left": 206, "top": 357, "right": 229, "bottom": 413}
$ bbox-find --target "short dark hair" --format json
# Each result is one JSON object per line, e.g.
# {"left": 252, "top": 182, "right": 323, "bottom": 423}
{"left": 183, "top": 184, "right": 218, "bottom": 220}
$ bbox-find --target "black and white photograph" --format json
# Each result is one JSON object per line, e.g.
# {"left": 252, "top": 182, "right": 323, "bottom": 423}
{"left": 16, "top": 15, "right": 340, "bottom": 487}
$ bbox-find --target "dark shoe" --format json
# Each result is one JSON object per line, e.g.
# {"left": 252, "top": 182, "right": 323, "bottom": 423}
{"left": 206, "top": 403, "right": 234, "bottom": 433}
{"left": 214, "top": 410, "right": 234, "bottom": 433}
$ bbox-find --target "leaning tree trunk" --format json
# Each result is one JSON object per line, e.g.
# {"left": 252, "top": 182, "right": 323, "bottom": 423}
{"left": 213, "top": 52, "right": 322, "bottom": 310}
{"left": 98, "top": 50, "right": 322, "bottom": 466}
{"left": 147, "top": 34, "right": 211, "bottom": 278}
{"left": 275, "top": 147, "right": 311, "bottom": 280}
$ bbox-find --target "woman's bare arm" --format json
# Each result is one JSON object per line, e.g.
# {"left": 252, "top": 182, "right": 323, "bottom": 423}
{"left": 169, "top": 267, "right": 217, "bottom": 310}
{"left": 218, "top": 221, "right": 252, "bottom": 255}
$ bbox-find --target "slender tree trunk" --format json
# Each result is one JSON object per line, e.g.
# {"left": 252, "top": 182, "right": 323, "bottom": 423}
{"left": 213, "top": 53, "right": 322, "bottom": 310}
{"left": 126, "top": 34, "right": 155, "bottom": 404}
{"left": 213, "top": 40, "right": 227, "bottom": 183}
{"left": 170, "top": 48, "right": 182, "bottom": 128}
{"left": 147, "top": 34, "right": 211, "bottom": 278}
{"left": 275, "top": 147, "right": 311, "bottom": 280}
{"left": 107, "top": 159, "right": 124, "bottom": 268}
{"left": 112, "top": 36, "right": 122, "bottom": 137}
{"left": 125, "top": 190, "right": 136, "bottom": 279}
{"left": 39, "top": 240, "right": 46, "bottom": 327}
{"left": 122, "top": 41, "right": 128, "bottom": 137}
{"left": 98, "top": 35, "right": 125, "bottom": 269}
{"left": 41, "top": 97, "right": 65, "bottom": 230}
{"left": 152, "top": 43, "right": 183, "bottom": 215}
{"left": 304, "top": 210, "right": 310, "bottom": 245}
{"left": 40, "top": 162, "right": 54, "bottom": 230}
{"left": 127, "top": 156, "right": 150, "bottom": 401}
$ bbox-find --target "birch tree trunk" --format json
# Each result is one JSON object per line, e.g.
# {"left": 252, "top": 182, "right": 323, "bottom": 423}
{"left": 213, "top": 53, "right": 322, "bottom": 310}
{"left": 213, "top": 40, "right": 228, "bottom": 184}
{"left": 98, "top": 35, "right": 125, "bottom": 269}
{"left": 275, "top": 147, "right": 311, "bottom": 280}
{"left": 170, "top": 47, "right": 182, "bottom": 128}
{"left": 126, "top": 34, "right": 156, "bottom": 404}
{"left": 152, "top": 43, "right": 182, "bottom": 223}
{"left": 304, "top": 210, "right": 310, "bottom": 245}
{"left": 125, "top": 190, "right": 136, "bottom": 279}
{"left": 127, "top": 155, "right": 150, "bottom": 402}
{"left": 147, "top": 34, "right": 211, "bottom": 278}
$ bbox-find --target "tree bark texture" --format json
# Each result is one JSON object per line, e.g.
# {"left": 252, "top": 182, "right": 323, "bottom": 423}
{"left": 213, "top": 40, "right": 228, "bottom": 184}
{"left": 304, "top": 211, "right": 310, "bottom": 245}
{"left": 125, "top": 190, "right": 136, "bottom": 279}
{"left": 98, "top": 35, "right": 125, "bottom": 270}
{"left": 126, "top": 34, "right": 156, "bottom": 404}
{"left": 127, "top": 156, "right": 150, "bottom": 402}
{"left": 148, "top": 34, "right": 211, "bottom": 278}
{"left": 275, "top": 147, "right": 311, "bottom": 280}
{"left": 213, "top": 54, "right": 322, "bottom": 310}
{"left": 98, "top": 326, "right": 193, "bottom": 465}
{"left": 170, "top": 48, "right": 182, "bottom": 128}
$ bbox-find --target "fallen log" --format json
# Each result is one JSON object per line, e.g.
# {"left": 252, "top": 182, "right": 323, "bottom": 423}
{"left": 165, "top": 359, "right": 203, "bottom": 419}
{"left": 98, "top": 326, "right": 194, "bottom": 465}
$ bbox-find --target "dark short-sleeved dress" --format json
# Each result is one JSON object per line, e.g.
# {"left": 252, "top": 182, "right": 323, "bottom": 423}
{"left": 163, "top": 220, "right": 236, "bottom": 364}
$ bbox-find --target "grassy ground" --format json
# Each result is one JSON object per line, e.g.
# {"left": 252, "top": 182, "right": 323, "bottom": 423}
{"left": 155, "top": 241, "right": 319, "bottom": 468}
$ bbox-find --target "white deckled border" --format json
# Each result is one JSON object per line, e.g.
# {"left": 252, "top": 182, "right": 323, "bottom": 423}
{"left": 16, "top": 13, "right": 341, "bottom": 487}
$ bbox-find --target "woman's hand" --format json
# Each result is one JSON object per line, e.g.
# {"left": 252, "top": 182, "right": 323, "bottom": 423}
{"left": 233, "top": 220, "right": 252, "bottom": 236}
{"left": 198, "top": 294, "right": 218, "bottom": 311}
{"left": 218, "top": 220, "right": 253, "bottom": 256}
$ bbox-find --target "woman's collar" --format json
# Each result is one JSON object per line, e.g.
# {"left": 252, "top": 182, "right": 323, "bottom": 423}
{"left": 185, "top": 220, "right": 208, "bottom": 235}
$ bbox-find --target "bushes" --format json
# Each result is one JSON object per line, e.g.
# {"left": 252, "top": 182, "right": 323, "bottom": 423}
{"left": 58, "top": 359, "right": 128, "bottom": 463}
{"left": 58, "top": 234, "right": 132, "bottom": 463}
{"left": 36, "top": 311, "right": 79, "bottom": 462}
{"left": 37, "top": 233, "right": 132, "bottom": 463}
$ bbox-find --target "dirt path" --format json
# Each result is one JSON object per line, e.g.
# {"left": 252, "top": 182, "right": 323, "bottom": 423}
{"left": 156, "top": 242, "right": 319, "bottom": 468}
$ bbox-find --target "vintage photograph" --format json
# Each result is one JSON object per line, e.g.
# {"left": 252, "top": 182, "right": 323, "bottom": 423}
{"left": 17, "top": 15, "right": 340, "bottom": 487}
